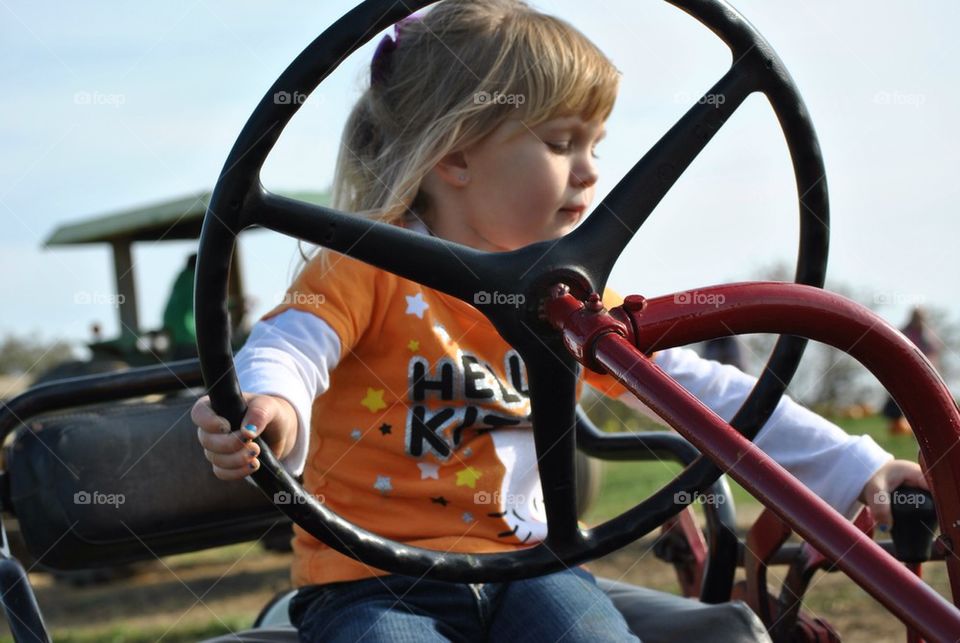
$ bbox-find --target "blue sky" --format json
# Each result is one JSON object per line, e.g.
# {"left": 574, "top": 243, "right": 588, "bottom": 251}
{"left": 1, "top": 1, "right": 957, "bottom": 359}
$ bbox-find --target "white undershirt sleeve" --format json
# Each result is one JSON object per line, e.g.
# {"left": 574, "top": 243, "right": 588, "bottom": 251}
{"left": 609, "top": 347, "right": 892, "bottom": 519}
{"left": 234, "top": 308, "right": 342, "bottom": 476}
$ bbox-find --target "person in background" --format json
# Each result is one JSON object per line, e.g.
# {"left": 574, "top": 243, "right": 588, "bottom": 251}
{"left": 162, "top": 253, "right": 197, "bottom": 360}
{"left": 884, "top": 306, "right": 943, "bottom": 435}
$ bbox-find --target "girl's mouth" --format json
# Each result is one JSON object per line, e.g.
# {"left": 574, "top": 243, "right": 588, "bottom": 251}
{"left": 559, "top": 204, "right": 586, "bottom": 216}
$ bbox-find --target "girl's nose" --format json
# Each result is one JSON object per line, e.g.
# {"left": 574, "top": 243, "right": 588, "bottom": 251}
{"left": 571, "top": 156, "right": 598, "bottom": 189}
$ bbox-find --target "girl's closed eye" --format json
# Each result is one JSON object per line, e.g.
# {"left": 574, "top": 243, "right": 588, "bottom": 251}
{"left": 547, "top": 140, "right": 602, "bottom": 159}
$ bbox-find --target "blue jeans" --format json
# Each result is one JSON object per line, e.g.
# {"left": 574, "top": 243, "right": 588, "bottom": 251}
{"left": 289, "top": 567, "right": 641, "bottom": 642}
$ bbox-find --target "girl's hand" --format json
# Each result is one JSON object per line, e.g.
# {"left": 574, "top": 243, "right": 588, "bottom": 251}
{"left": 191, "top": 392, "right": 298, "bottom": 481}
{"left": 858, "top": 459, "right": 931, "bottom": 531}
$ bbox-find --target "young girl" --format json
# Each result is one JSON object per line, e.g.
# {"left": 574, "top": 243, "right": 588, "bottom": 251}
{"left": 193, "top": 2, "right": 928, "bottom": 640}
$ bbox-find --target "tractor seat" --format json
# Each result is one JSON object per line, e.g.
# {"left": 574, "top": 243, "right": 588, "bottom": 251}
{"left": 2, "top": 394, "right": 288, "bottom": 571}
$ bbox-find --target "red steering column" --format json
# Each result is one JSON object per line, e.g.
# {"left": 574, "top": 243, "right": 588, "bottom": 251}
{"left": 544, "top": 281, "right": 960, "bottom": 641}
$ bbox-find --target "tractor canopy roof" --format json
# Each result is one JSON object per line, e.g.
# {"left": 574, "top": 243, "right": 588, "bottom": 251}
{"left": 41, "top": 189, "right": 331, "bottom": 351}
{"left": 44, "top": 190, "right": 331, "bottom": 246}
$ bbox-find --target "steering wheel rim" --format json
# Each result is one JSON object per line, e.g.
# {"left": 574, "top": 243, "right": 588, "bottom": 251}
{"left": 195, "top": 0, "right": 829, "bottom": 582}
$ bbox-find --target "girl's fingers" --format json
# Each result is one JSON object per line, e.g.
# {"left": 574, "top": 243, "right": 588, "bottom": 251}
{"left": 197, "top": 426, "right": 252, "bottom": 454}
{"left": 191, "top": 396, "right": 231, "bottom": 434}
{"left": 864, "top": 460, "right": 930, "bottom": 531}
{"left": 239, "top": 397, "right": 275, "bottom": 441}
{"left": 901, "top": 463, "right": 931, "bottom": 491}
{"left": 870, "top": 494, "right": 893, "bottom": 531}
{"left": 204, "top": 443, "right": 260, "bottom": 470}
{"left": 211, "top": 460, "right": 260, "bottom": 481}
{"left": 195, "top": 393, "right": 272, "bottom": 479}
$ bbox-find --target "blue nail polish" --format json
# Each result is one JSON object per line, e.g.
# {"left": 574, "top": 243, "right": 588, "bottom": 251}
{"left": 244, "top": 423, "right": 257, "bottom": 434}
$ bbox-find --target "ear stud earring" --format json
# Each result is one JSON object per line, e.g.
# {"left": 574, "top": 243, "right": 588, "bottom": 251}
{"left": 458, "top": 173, "right": 468, "bottom": 183}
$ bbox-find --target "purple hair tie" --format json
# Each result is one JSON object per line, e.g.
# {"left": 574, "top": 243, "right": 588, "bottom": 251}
{"left": 371, "top": 14, "right": 422, "bottom": 86}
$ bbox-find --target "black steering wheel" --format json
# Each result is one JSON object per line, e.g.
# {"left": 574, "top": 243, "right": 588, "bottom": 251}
{"left": 195, "top": 0, "right": 829, "bottom": 582}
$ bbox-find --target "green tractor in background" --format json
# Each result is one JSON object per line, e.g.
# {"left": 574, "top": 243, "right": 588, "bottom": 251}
{"left": 34, "top": 190, "right": 331, "bottom": 385}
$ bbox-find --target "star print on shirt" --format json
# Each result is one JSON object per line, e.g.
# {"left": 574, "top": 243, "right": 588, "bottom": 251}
{"left": 455, "top": 466, "right": 482, "bottom": 488}
{"left": 361, "top": 388, "right": 386, "bottom": 413}
{"left": 430, "top": 496, "right": 449, "bottom": 507}
{"left": 373, "top": 476, "right": 392, "bottom": 495}
{"left": 417, "top": 462, "right": 440, "bottom": 480}
{"left": 379, "top": 423, "right": 392, "bottom": 436}
{"left": 405, "top": 292, "right": 429, "bottom": 319}
{"left": 407, "top": 339, "right": 420, "bottom": 352}
{"left": 350, "top": 429, "right": 362, "bottom": 441}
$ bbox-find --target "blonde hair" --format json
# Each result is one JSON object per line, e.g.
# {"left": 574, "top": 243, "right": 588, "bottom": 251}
{"left": 302, "top": 0, "right": 620, "bottom": 269}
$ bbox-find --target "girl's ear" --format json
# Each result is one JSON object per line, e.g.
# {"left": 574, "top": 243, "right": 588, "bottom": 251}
{"left": 432, "top": 150, "right": 470, "bottom": 187}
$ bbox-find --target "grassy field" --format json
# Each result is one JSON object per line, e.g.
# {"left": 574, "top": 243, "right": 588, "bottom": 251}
{"left": 0, "top": 415, "right": 942, "bottom": 642}
{"left": 0, "top": 374, "right": 31, "bottom": 401}
{"left": 584, "top": 413, "right": 922, "bottom": 523}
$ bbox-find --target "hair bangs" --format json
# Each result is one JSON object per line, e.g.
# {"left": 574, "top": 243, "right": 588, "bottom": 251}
{"left": 501, "top": 12, "right": 621, "bottom": 127}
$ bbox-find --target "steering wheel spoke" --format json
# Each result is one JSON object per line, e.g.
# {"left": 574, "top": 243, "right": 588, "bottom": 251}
{"left": 250, "top": 189, "right": 492, "bottom": 303}
{"left": 523, "top": 349, "right": 584, "bottom": 551}
{"left": 570, "top": 63, "right": 758, "bottom": 278}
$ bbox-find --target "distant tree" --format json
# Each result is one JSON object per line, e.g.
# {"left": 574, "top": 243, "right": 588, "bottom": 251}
{"left": 0, "top": 333, "right": 76, "bottom": 377}
{"left": 737, "top": 262, "right": 958, "bottom": 414}
{"left": 583, "top": 263, "right": 959, "bottom": 430}
{"left": 918, "top": 307, "right": 959, "bottom": 384}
